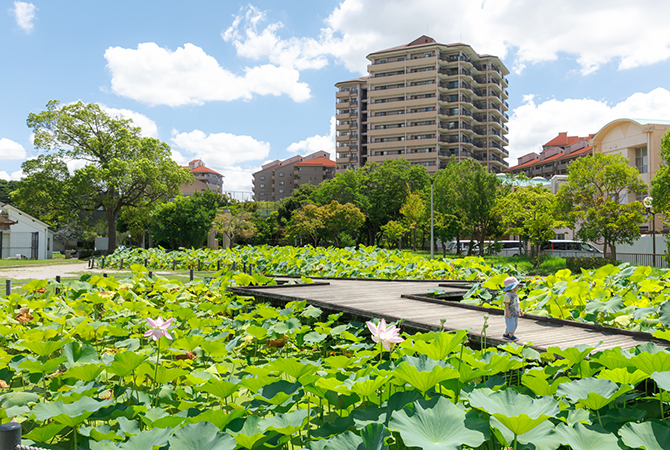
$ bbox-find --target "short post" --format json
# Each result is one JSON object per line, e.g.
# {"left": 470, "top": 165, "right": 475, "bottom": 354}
{"left": 233, "top": 262, "right": 237, "bottom": 271}
{"left": 120, "top": 259, "right": 124, "bottom": 270}
{"left": 5, "top": 280, "right": 10, "bottom": 297}
{"left": 0, "top": 421, "right": 22, "bottom": 450}
{"left": 101, "top": 256, "right": 105, "bottom": 269}
{"left": 189, "top": 269, "right": 194, "bottom": 281}
{"left": 56, "top": 276, "right": 60, "bottom": 283}
{"left": 144, "top": 259, "right": 148, "bottom": 268}
{"left": 243, "top": 263, "right": 247, "bottom": 273}
{"left": 172, "top": 260, "right": 176, "bottom": 271}
{"left": 103, "top": 273, "right": 108, "bottom": 278}
{"left": 148, "top": 271, "right": 153, "bottom": 279}
{"left": 217, "top": 260, "right": 220, "bottom": 271}
{"left": 248, "top": 264, "right": 252, "bottom": 275}
{"left": 198, "top": 259, "right": 202, "bottom": 271}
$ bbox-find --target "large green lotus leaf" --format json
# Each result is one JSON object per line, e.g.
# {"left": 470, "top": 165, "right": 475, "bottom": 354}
{"left": 19, "top": 355, "right": 66, "bottom": 374}
{"left": 585, "top": 297, "right": 623, "bottom": 315}
{"left": 32, "top": 397, "right": 114, "bottom": 427}
{"left": 23, "top": 422, "right": 66, "bottom": 443}
{"left": 342, "top": 374, "right": 390, "bottom": 398}
{"left": 145, "top": 365, "right": 187, "bottom": 385}
{"left": 657, "top": 300, "right": 670, "bottom": 327}
{"left": 597, "top": 367, "right": 648, "bottom": 386}
{"left": 240, "top": 375, "right": 279, "bottom": 394}
{"left": 631, "top": 349, "right": 670, "bottom": 375}
{"left": 185, "top": 409, "right": 245, "bottom": 430}
{"left": 554, "top": 423, "right": 620, "bottom": 450}
{"left": 172, "top": 335, "right": 205, "bottom": 351}
{"left": 310, "top": 415, "right": 354, "bottom": 439}
{"left": 80, "top": 424, "right": 124, "bottom": 442}
{"left": 64, "top": 363, "right": 105, "bottom": 382}
{"left": 521, "top": 368, "right": 570, "bottom": 396}
{"left": 619, "top": 420, "right": 670, "bottom": 450}
{"left": 591, "top": 348, "right": 635, "bottom": 370}
{"left": 650, "top": 371, "right": 670, "bottom": 391}
{"left": 388, "top": 396, "right": 488, "bottom": 449}
{"left": 316, "top": 377, "right": 352, "bottom": 395}
{"left": 117, "top": 427, "right": 172, "bottom": 450}
{"left": 108, "top": 351, "right": 148, "bottom": 377}
{"left": 18, "top": 338, "right": 70, "bottom": 357}
{"left": 116, "top": 417, "right": 140, "bottom": 437}
{"left": 468, "top": 388, "right": 559, "bottom": 436}
{"left": 394, "top": 355, "right": 459, "bottom": 393}
{"left": 412, "top": 330, "right": 468, "bottom": 360}
{"left": 259, "top": 408, "right": 309, "bottom": 435}
{"left": 352, "top": 404, "right": 387, "bottom": 429}
{"left": 489, "top": 417, "right": 559, "bottom": 450}
{"left": 359, "top": 423, "right": 391, "bottom": 450}
{"left": 547, "top": 344, "right": 598, "bottom": 368}
{"left": 228, "top": 415, "right": 272, "bottom": 449}
{"left": 200, "top": 340, "right": 229, "bottom": 358}
{"left": 269, "top": 358, "right": 318, "bottom": 380}
{"left": 308, "top": 430, "right": 363, "bottom": 450}
{"left": 324, "top": 355, "right": 355, "bottom": 370}
{"left": 1, "top": 391, "right": 40, "bottom": 408}
{"left": 256, "top": 380, "right": 301, "bottom": 405}
{"left": 465, "top": 351, "right": 524, "bottom": 375}
{"left": 246, "top": 325, "right": 267, "bottom": 340}
{"left": 62, "top": 342, "right": 99, "bottom": 368}
{"left": 324, "top": 390, "right": 361, "bottom": 410}
{"left": 557, "top": 378, "right": 628, "bottom": 411}
{"left": 198, "top": 379, "right": 239, "bottom": 399}
{"left": 303, "top": 331, "right": 328, "bottom": 344}
{"left": 167, "top": 422, "right": 236, "bottom": 450}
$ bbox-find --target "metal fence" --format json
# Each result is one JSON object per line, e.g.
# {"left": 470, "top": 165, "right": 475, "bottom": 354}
{"left": 0, "top": 232, "right": 39, "bottom": 260}
{"left": 606, "top": 252, "right": 668, "bottom": 268}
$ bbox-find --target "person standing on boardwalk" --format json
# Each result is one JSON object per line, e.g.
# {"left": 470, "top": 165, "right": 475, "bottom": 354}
{"left": 502, "top": 276, "right": 523, "bottom": 342}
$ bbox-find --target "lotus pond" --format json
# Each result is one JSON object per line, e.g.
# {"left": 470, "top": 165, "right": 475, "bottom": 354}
{"left": 101, "top": 246, "right": 670, "bottom": 334}
{"left": 2, "top": 263, "right": 670, "bottom": 450}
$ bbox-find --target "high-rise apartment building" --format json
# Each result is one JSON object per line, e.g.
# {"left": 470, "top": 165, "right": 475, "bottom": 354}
{"left": 335, "top": 36, "right": 510, "bottom": 174}
{"left": 252, "top": 151, "right": 335, "bottom": 201}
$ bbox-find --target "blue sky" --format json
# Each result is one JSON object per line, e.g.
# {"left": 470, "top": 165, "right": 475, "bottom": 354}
{"left": 2, "top": 1, "right": 670, "bottom": 197}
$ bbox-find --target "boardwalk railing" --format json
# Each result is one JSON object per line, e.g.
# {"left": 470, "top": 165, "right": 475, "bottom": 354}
{"left": 606, "top": 252, "right": 667, "bottom": 268}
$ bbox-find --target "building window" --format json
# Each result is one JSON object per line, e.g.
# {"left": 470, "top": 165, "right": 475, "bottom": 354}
{"left": 279, "top": 189, "right": 284, "bottom": 193}
{"left": 260, "top": 193, "right": 265, "bottom": 196}
{"left": 279, "top": 172, "right": 284, "bottom": 177}
{"left": 636, "top": 147, "right": 648, "bottom": 174}
{"left": 260, "top": 184, "right": 265, "bottom": 188}
{"left": 260, "top": 176, "right": 265, "bottom": 180}
{"left": 279, "top": 181, "right": 284, "bottom": 185}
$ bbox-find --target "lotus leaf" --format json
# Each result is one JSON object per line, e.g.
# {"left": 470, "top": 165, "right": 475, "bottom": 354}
{"left": 259, "top": 408, "right": 309, "bottom": 435}
{"left": 469, "top": 388, "right": 559, "bottom": 436}
{"left": 619, "top": 420, "right": 670, "bottom": 450}
{"left": 554, "top": 423, "right": 621, "bottom": 450}
{"left": 116, "top": 427, "right": 172, "bottom": 450}
{"left": 556, "top": 378, "right": 628, "bottom": 411}
{"left": 62, "top": 342, "right": 99, "bottom": 367}
{"left": 389, "top": 396, "right": 488, "bottom": 449}
{"left": 632, "top": 350, "right": 670, "bottom": 375}
{"left": 168, "top": 422, "right": 237, "bottom": 450}
{"left": 597, "top": 367, "right": 648, "bottom": 386}
{"left": 489, "top": 417, "right": 559, "bottom": 450}
{"left": 64, "top": 363, "right": 105, "bottom": 382}
{"left": 412, "top": 329, "right": 468, "bottom": 360}
{"left": 394, "top": 355, "right": 459, "bottom": 393}
{"left": 269, "top": 358, "right": 319, "bottom": 380}
{"left": 32, "top": 397, "right": 114, "bottom": 427}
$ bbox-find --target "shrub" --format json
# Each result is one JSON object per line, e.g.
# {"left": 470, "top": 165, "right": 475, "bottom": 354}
{"left": 566, "top": 256, "right": 619, "bottom": 272}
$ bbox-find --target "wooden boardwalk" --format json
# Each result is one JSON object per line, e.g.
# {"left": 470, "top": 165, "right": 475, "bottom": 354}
{"left": 229, "top": 278, "right": 668, "bottom": 352}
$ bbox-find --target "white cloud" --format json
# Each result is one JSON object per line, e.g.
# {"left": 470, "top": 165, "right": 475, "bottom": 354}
{"left": 104, "top": 42, "right": 310, "bottom": 106}
{"left": 11, "top": 1, "right": 36, "bottom": 34}
{"left": 287, "top": 116, "right": 336, "bottom": 155}
{"left": 225, "top": 1, "right": 670, "bottom": 76}
{"left": 98, "top": 105, "right": 158, "bottom": 138}
{"left": 0, "top": 169, "right": 23, "bottom": 181}
{"left": 507, "top": 88, "right": 670, "bottom": 161}
{"left": 171, "top": 129, "right": 271, "bottom": 166}
{"left": 222, "top": 165, "right": 259, "bottom": 194}
{"left": 0, "top": 138, "right": 27, "bottom": 160}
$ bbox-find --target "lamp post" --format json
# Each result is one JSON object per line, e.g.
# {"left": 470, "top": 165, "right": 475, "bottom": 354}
{"left": 430, "top": 178, "right": 444, "bottom": 259}
{"left": 644, "top": 197, "right": 656, "bottom": 267}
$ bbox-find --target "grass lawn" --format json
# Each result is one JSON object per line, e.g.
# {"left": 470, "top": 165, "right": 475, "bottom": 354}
{"left": 0, "top": 258, "right": 84, "bottom": 268}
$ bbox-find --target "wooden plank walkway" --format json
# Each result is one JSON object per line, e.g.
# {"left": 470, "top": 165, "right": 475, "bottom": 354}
{"left": 229, "top": 278, "right": 668, "bottom": 352}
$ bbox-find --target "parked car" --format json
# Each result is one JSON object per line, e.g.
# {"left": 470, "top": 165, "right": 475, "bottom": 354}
{"left": 491, "top": 240, "right": 525, "bottom": 257}
{"left": 540, "top": 240, "right": 603, "bottom": 258}
{"left": 445, "top": 240, "right": 479, "bottom": 255}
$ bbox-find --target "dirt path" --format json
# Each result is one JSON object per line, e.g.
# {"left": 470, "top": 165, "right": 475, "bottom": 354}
{"left": 0, "top": 262, "right": 127, "bottom": 280}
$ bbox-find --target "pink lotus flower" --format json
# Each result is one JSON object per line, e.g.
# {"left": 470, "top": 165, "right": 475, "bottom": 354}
{"left": 366, "top": 318, "right": 404, "bottom": 350}
{"left": 144, "top": 317, "right": 173, "bottom": 341}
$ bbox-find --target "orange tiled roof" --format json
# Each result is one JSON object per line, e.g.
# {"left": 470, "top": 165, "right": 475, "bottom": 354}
{"left": 543, "top": 133, "right": 589, "bottom": 148}
{"left": 191, "top": 165, "right": 223, "bottom": 177}
{"left": 506, "top": 146, "right": 593, "bottom": 172}
{"left": 295, "top": 157, "right": 336, "bottom": 167}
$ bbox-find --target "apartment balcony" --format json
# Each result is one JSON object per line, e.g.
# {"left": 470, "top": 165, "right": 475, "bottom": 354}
{"left": 405, "top": 97, "right": 436, "bottom": 108}
{"left": 336, "top": 112, "right": 350, "bottom": 121}
{"left": 368, "top": 72, "right": 406, "bottom": 84}
{"left": 405, "top": 83, "right": 437, "bottom": 94}
{"left": 405, "top": 71, "right": 437, "bottom": 82}
{"left": 405, "top": 55, "right": 437, "bottom": 67}
{"left": 368, "top": 86, "right": 406, "bottom": 98}
{"left": 405, "top": 110, "right": 437, "bottom": 121}
{"left": 367, "top": 60, "right": 406, "bottom": 72}
{"left": 336, "top": 134, "right": 351, "bottom": 142}
{"left": 370, "top": 126, "right": 406, "bottom": 137}
{"left": 336, "top": 91, "right": 350, "bottom": 99}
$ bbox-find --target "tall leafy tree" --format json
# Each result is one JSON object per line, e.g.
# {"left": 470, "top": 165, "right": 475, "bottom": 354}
{"left": 651, "top": 129, "right": 670, "bottom": 212}
{"left": 400, "top": 190, "right": 425, "bottom": 251}
{"left": 150, "top": 190, "right": 221, "bottom": 249}
{"left": 558, "top": 153, "right": 647, "bottom": 259}
{"left": 433, "top": 160, "right": 468, "bottom": 254}
{"left": 15, "top": 100, "right": 193, "bottom": 251}
{"left": 320, "top": 200, "right": 366, "bottom": 247}
{"left": 0, "top": 179, "right": 20, "bottom": 205}
{"left": 495, "top": 183, "right": 566, "bottom": 271}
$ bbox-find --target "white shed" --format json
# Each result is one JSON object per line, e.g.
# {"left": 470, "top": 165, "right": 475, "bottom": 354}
{"left": 0, "top": 202, "right": 54, "bottom": 259}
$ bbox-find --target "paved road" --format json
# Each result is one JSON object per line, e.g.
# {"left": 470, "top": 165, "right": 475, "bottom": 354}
{"left": 0, "top": 262, "right": 124, "bottom": 280}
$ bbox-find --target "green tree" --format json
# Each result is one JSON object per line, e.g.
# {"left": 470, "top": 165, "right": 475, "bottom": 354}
{"left": 0, "top": 179, "right": 20, "bottom": 205}
{"left": 213, "top": 208, "right": 258, "bottom": 247}
{"left": 15, "top": 100, "right": 192, "bottom": 251}
{"left": 380, "top": 220, "right": 408, "bottom": 249}
{"left": 400, "top": 190, "right": 425, "bottom": 251}
{"left": 433, "top": 211, "right": 462, "bottom": 257}
{"left": 558, "top": 153, "right": 647, "bottom": 259}
{"left": 288, "top": 204, "right": 324, "bottom": 246}
{"left": 495, "top": 183, "right": 566, "bottom": 270}
{"left": 320, "top": 200, "right": 366, "bottom": 247}
{"left": 651, "top": 129, "right": 670, "bottom": 212}
{"left": 149, "top": 190, "right": 220, "bottom": 249}
{"left": 433, "top": 159, "right": 469, "bottom": 254}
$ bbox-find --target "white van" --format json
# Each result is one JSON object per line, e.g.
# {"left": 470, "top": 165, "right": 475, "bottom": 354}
{"left": 540, "top": 240, "right": 603, "bottom": 258}
{"left": 492, "top": 240, "right": 525, "bottom": 257}
{"left": 445, "top": 240, "right": 479, "bottom": 255}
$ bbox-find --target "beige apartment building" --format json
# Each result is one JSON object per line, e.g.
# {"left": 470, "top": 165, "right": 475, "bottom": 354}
{"left": 335, "top": 36, "right": 510, "bottom": 174}
{"left": 252, "top": 151, "right": 335, "bottom": 201}
{"left": 506, "top": 132, "right": 594, "bottom": 179}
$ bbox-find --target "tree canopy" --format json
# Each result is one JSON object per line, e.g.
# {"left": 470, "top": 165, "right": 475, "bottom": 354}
{"left": 558, "top": 153, "right": 647, "bottom": 259}
{"left": 14, "top": 100, "right": 193, "bottom": 251}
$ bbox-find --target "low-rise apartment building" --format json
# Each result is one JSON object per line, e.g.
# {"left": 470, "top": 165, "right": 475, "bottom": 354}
{"left": 181, "top": 159, "right": 224, "bottom": 195}
{"left": 336, "top": 35, "right": 510, "bottom": 174}
{"left": 506, "top": 132, "right": 594, "bottom": 178}
{"left": 253, "top": 151, "right": 335, "bottom": 201}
